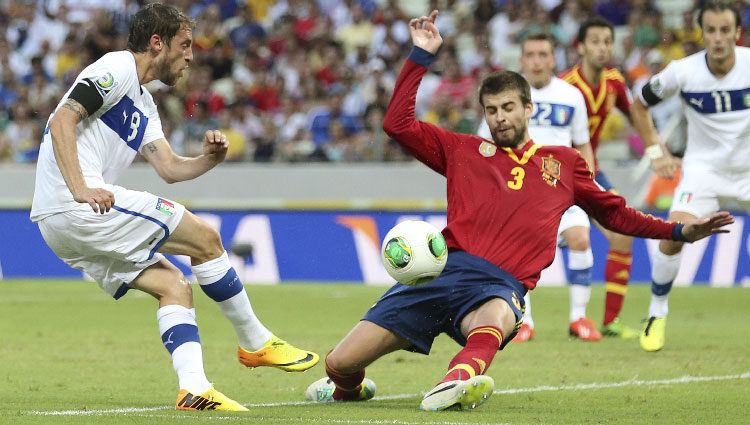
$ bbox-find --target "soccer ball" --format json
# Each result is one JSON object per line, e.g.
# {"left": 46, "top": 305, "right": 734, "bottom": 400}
{"left": 381, "top": 220, "right": 448, "bottom": 286}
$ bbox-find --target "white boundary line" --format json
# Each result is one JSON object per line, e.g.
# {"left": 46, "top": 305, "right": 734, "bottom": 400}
{"left": 27, "top": 372, "right": 750, "bottom": 417}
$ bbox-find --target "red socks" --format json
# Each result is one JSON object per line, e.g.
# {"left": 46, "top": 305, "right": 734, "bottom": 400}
{"left": 604, "top": 249, "right": 632, "bottom": 325}
{"left": 440, "top": 326, "right": 503, "bottom": 384}
{"left": 325, "top": 356, "right": 365, "bottom": 401}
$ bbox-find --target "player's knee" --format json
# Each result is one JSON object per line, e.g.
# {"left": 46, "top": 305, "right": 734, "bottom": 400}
{"left": 157, "top": 271, "right": 193, "bottom": 305}
{"left": 325, "top": 349, "right": 360, "bottom": 375}
{"left": 566, "top": 233, "right": 590, "bottom": 251}
{"left": 193, "top": 222, "right": 225, "bottom": 263}
{"left": 659, "top": 239, "right": 684, "bottom": 256}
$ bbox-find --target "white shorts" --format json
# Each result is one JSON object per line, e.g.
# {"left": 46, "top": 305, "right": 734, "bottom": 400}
{"left": 557, "top": 205, "right": 590, "bottom": 247}
{"left": 37, "top": 185, "right": 185, "bottom": 299}
{"left": 670, "top": 167, "right": 750, "bottom": 217}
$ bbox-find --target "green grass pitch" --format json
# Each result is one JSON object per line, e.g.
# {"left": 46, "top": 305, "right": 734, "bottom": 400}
{"left": 1, "top": 280, "right": 749, "bottom": 424}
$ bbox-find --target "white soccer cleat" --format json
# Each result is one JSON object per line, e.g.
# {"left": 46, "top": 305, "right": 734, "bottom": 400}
{"left": 305, "top": 377, "right": 376, "bottom": 402}
{"left": 419, "top": 375, "right": 494, "bottom": 411}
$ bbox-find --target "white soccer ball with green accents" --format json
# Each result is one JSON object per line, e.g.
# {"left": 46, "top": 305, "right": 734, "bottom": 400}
{"left": 381, "top": 220, "right": 448, "bottom": 286}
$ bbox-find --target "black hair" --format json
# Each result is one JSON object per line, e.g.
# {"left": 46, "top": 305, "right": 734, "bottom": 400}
{"left": 127, "top": 3, "right": 195, "bottom": 53}
{"left": 578, "top": 16, "right": 614, "bottom": 44}
{"left": 478, "top": 70, "right": 531, "bottom": 107}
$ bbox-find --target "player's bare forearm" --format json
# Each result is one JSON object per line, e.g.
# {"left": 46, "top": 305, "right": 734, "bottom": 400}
{"left": 630, "top": 99, "right": 678, "bottom": 178}
{"left": 141, "top": 133, "right": 226, "bottom": 183}
{"left": 49, "top": 101, "right": 88, "bottom": 197}
{"left": 576, "top": 142, "right": 596, "bottom": 173}
{"left": 49, "top": 100, "right": 115, "bottom": 213}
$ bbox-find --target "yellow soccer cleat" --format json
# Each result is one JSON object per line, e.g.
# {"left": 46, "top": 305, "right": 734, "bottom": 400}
{"left": 175, "top": 387, "right": 248, "bottom": 411}
{"left": 238, "top": 335, "right": 319, "bottom": 372}
{"left": 601, "top": 317, "right": 638, "bottom": 339}
{"left": 640, "top": 316, "right": 667, "bottom": 352}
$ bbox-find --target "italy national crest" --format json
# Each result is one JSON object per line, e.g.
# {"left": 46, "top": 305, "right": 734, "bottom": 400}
{"left": 542, "top": 156, "right": 561, "bottom": 187}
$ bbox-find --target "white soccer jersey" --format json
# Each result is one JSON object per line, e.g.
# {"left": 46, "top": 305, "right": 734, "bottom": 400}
{"left": 641, "top": 47, "right": 750, "bottom": 173}
{"left": 478, "top": 77, "right": 589, "bottom": 148}
{"left": 31, "top": 51, "right": 165, "bottom": 221}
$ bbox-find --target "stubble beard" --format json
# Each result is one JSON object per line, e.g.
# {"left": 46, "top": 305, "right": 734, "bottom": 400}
{"left": 492, "top": 123, "right": 527, "bottom": 148}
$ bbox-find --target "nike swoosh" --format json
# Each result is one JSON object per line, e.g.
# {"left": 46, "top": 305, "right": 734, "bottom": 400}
{"left": 424, "top": 382, "right": 457, "bottom": 398}
{"left": 275, "top": 353, "right": 315, "bottom": 367}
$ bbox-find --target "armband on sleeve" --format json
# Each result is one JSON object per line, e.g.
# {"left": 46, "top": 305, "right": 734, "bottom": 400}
{"left": 641, "top": 82, "right": 662, "bottom": 106}
{"left": 68, "top": 78, "right": 104, "bottom": 116}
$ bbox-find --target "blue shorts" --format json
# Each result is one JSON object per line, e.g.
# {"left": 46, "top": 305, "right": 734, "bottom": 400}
{"left": 594, "top": 171, "right": 615, "bottom": 192}
{"left": 362, "top": 250, "right": 527, "bottom": 355}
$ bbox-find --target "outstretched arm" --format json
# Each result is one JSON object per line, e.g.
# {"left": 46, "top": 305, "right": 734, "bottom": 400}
{"left": 140, "top": 130, "right": 228, "bottom": 183}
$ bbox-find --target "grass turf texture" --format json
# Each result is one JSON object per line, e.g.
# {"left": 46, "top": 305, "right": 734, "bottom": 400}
{"left": 1, "top": 280, "right": 748, "bottom": 425}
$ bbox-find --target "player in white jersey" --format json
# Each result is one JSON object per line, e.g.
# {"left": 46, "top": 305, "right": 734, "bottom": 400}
{"left": 631, "top": 1, "right": 750, "bottom": 352}
{"left": 478, "top": 33, "right": 602, "bottom": 341}
{"left": 30, "top": 4, "right": 318, "bottom": 411}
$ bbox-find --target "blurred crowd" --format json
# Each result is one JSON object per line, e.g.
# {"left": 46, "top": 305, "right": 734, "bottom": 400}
{"left": 1, "top": 0, "right": 749, "bottom": 164}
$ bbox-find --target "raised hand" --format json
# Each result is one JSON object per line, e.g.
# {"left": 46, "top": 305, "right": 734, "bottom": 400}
{"left": 408, "top": 10, "right": 442, "bottom": 54}
{"left": 203, "top": 129, "right": 228, "bottom": 162}
{"left": 681, "top": 211, "right": 734, "bottom": 242}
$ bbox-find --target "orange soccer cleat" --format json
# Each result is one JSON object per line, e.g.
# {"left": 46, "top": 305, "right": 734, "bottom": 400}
{"left": 569, "top": 317, "right": 602, "bottom": 341}
{"left": 511, "top": 323, "right": 535, "bottom": 342}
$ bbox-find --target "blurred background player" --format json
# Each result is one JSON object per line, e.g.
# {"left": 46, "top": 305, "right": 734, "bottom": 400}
{"left": 30, "top": 3, "right": 318, "bottom": 411}
{"left": 559, "top": 16, "right": 680, "bottom": 339}
{"left": 632, "top": 0, "right": 750, "bottom": 352}
{"left": 304, "top": 10, "right": 733, "bottom": 412}
{"left": 478, "top": 32, "right": 597, "bottom": 342}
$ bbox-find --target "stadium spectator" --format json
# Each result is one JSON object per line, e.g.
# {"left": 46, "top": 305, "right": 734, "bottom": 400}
{"left": 308, "top": 86, "right": 361, "bottom": 150}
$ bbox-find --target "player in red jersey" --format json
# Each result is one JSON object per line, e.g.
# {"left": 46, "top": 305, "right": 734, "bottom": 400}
{"left": 559, "top": 17, "right": 681, "bottom": 339}
{"left": 303, "top": 11, "right": 732, "bottom": 412}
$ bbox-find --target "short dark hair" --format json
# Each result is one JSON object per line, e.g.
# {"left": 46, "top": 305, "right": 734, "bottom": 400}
{"left": 698, "top": 0, "right": 741, "bottom": 28}
{"left": 522, "top": 32, "right": 556, "bottom": 53}
{"left": 578, "top": 16, "right": 614, "bottom": 44}
{"left": 127, "top": 3, "right": 195, "bottom": 53}
{"left": 478, "top": 70, "right": 531, "bottom": 107}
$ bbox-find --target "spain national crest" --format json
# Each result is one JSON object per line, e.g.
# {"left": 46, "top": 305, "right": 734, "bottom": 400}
{"left": 542, "top": 155, "right": 561, "bottom": 187}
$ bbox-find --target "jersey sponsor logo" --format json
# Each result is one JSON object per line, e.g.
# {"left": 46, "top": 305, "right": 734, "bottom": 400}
{"left": 541, "top": 155, "right": 561, "bottom": 187}
{"left": 156, "top": 198, "right": 175, "bottom": 216}
{"left": 478, "top": 141, "right": 497, "bottom": 157}
{"left": 681, "top": 88, "right": 750, "bottom": 114}
{"left": 94, "top": 72, "right": 118, "bottom": 95}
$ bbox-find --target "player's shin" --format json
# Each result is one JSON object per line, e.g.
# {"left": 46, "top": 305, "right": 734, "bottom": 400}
{"left": 604, "top": 249, "right": 632, "bottom": 325}
{"left": 157, "top": 305, "right": 211, "bottom": 394}
{"left": 440, "top": 326, "right": 502, "bottom": 384}
{"left": 191, "top": 252, "right": 272, "bottom": 350}
{"left": 648, "top": 250, "right": 681, "bottom": 318}
{"left": 325, "top": 355, "right": 367, "bottom": 401}
{"left": 568, "top": 249, "right": 593, "bottom": 323}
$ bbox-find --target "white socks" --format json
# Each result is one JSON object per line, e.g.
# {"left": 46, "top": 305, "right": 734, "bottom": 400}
{"left": 649, "top": 250, "right": 682, "bottom": 318}
{"left": 191, "top": 252, "right": 272, "bottom": 350}
{"left": 157, "top": 305, "right": 211, "bottom": 394}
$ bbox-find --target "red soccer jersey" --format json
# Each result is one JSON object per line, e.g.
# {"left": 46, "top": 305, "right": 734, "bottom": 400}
{"left": 384, "top": 52, "right": 679, "bottom": 289}
{"left": 559, "top": 65, "right": 631, "bottom": 158}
